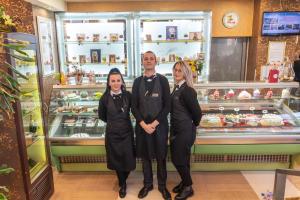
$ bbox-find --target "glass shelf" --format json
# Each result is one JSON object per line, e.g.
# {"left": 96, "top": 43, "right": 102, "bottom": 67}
{"left": 64, "top": 40, "right": 127, "bottom": 45}
{"left": 142, "top": 39, "right": 204, "bottom": 44}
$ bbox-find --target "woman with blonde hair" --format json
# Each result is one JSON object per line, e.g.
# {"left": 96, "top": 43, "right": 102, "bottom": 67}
{"left": 170, "top": 61, "right": 202, "bottom": 200}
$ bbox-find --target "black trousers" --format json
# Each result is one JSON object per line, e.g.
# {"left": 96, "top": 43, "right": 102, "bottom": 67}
{"left": 116, "top": 170, "right": 130, "bottom": 187}
{"left": 142, "top": 158, "right": 167, "bottom": 189}
{"left": 174, "top": 153, "right": 192, "bottom": 186}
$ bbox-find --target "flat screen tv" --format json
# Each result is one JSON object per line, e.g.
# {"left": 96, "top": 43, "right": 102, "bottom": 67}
{"left": 262, "top": 11, "right": 300, "bottom": 36}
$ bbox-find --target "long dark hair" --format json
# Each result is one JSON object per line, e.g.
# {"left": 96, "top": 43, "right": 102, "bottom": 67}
{"left": 104, "top": 68, "right": 126, "bottom": 95}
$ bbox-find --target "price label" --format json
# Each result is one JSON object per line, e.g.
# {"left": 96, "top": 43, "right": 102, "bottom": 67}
{"left": 234, "top": 108, "right": 240, "bottom": 112}
{"left": 219, "top": 107, "right": 224, "bottom": 111}
{"left": 249, "top": 107, "right": 255, "bottom": 111}
{"left": 262, "top": 110, "right": 268, "bottom": 114}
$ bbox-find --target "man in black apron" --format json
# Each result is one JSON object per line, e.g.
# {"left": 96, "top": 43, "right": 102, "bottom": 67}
{"left": 132, "top": 51, "right": 171, "bottom": 200}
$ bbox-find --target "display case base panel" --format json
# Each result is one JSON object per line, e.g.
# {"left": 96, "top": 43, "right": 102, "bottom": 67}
{"left": 194, "top": 144, "right": 300, "bottom": 154}
{"left": 59, "top": 163, "right": 177, "bottom": 172}
{"left": 191, "top": 163, "right": 289, "bottom": 171}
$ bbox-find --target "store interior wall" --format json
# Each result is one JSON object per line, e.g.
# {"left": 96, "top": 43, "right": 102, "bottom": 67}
{"left": 32, "top": 5, "right": 60, "bottom": 119}
{"left": 0, "top": 1, "right": 34, "bottom": 199}
{"left": 209, "top": 37, "right": 248, "bottom": 81}
{"left": 67, "top": 0, "right": 254, "bottom": 38}
{"left": 247, "top": 0, "right": 300, "bottom": 80}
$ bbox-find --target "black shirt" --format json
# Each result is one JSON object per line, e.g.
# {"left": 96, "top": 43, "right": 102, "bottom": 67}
{"left": 176, "top": 84, "right": 202, "bottom": 126}
{"left": 132, "top": 74, "right": 171, "bottom": 124}
{"left": 98, "top": 91, "right": 131, "bottom": 122}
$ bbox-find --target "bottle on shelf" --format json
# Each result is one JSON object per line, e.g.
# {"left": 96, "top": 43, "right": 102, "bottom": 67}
{"left": 29, "top": 115, "right": 38, "bottom": 140}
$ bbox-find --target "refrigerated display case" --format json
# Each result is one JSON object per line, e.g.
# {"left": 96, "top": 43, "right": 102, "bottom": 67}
{"left": 5, "top": 33, "right": 53, "bottom": 199}
{"left": 193, "top": 81, "right": 300, "bottom": 170}
{"left": 48, "top": 82, "right": 300, "bottom": 172}
{"left": 48, "top": 84, "right": 124, "bottom": 171}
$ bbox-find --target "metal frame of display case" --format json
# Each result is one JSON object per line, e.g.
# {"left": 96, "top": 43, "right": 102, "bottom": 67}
{"left": 6, "top": 33, "right": 54, "bottom": 200}
{"left": 48, "top": 82, "right": 300, "bottom": 172}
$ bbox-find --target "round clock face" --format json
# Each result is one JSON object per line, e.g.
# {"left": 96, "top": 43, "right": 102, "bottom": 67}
{"left": 223, "top": 12, "right": 239, "bottom": 28}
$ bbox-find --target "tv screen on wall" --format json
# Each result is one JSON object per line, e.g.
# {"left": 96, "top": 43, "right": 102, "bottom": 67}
{"left": 262, "top": 11, "right": 300, "bottom": 36}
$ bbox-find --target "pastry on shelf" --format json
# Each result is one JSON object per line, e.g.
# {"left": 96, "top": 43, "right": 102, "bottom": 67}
{"left": 264, "top": 89, "right": 273, "bottom": 99}
{"left": 281, "top": 89, "right": 290, "bottom": 99}
{"left": 75, "top": 119, "right": 84, "bottom": 127}
{"left": 65, "top": 93, "right": 80, "bottom": 100}
{"left": 86, "top": 118, "right": 96, "bottom": 127}
{"left": 260, "top": 114, "right": 283, "bottom": 126}
{"left": 225, "top": 114, "right": 240, "bottom": 124}
{"left": 244, "top": 114, "right": 259, "bottom": 127}
{"left": 238, "top": 90, "right": 252, "bottom": 100}
{"left": 64, "top": 118, "right": 76, "bottom": 126}
{"left": 253, "top": 89, "right": 261, "bottom": 98}
{"left": 227, "top": 89, "right": 235, "bottom": 98}
{"left": 70, "top": 133, "right": 90, "bottom": 138}
{"left": 97, "top": 120, "right": 106, "bottom": 127}
{"left": 200, "top": 114, "right": 223, "bottom": 127}
{"left": 209, "top": 90, "right": 220, "bottom": 100}
{"left": 80, "top": 91, "right": 89, "bottom": 98}
{"left": 93, "top": 92, "right": 103, "bottom": 100}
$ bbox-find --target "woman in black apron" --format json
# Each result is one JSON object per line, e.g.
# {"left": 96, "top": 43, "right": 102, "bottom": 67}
{"left": 98, "top": 68, "right": 136, "bottom": 198}
{"left": 170, "top": 61, "right": 202, "bottom": 200}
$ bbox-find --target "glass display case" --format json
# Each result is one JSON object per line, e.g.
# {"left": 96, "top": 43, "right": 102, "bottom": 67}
{"left": 55, "top": 12, "right": 133, "bottom": 81}
{"left": 135, "top": 11, "right": 212, "bottom": 79}
{"left": 48, "top": 82, "right": 300, "bottom": 171}
{"left": 55, "top": 11, "right": 212, "bottom": 82}
{"left": 6, "top": 33, "right": 53, "bottom": 199}
{"left": 48, "top": 84, "right": 107, "bottom": 142}
{"left": 195, "top": 82, "right": 300, "bottom": 143}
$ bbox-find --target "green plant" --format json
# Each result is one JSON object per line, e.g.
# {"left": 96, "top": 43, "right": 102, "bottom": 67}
{"left": 0, "top": 6, "right": 34, "bottom": 118}
{"left": 0, "top": 165, "right": 14, "bottom": 200}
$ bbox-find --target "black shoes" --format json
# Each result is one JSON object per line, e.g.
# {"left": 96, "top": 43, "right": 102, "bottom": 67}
{"left": 138, "top": 185, "right": 171, "bottom": 200}
{"left": 158, "top": 187, "right": 171, "bottom": 200}
{"left": 175, "top": 186, "right": 194, "bottom": 200}
{"left": 172, "top": 182, "right": 184, "bottom": 193}
{"left": 138, "top": 185, "right": 153, "bottom": 199}
{"left": 119, "top": 184, "right": 127, "bottom": 198}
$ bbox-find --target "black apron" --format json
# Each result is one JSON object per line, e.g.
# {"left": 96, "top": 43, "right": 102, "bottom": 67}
{"left": 135, "top": 75, "right": 169, "bottom": 159}
{"left": 170, "top": 84, "right": 196, "bottom": 165}
{"left": 105, "top": 93, "right": 136, "bottom": 171}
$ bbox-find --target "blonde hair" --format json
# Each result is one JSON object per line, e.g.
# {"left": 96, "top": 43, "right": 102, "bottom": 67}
{"left": 173, "top": 61, "right": 194, "bottom": 88}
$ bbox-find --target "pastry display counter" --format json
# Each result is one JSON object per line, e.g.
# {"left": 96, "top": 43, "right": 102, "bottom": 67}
{"left": 48, "top": 82, "right": 300, "bottom": 171}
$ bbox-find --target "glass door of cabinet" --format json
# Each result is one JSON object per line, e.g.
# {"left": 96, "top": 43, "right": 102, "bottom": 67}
{"left": 135, "top": 11, "right": 212, "bottom": 80}
{"left": 56, "top": 12, "right": 134, "bottom": 82}
{"left": 7, "top": 34, "right": 48, "bottom": 182}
